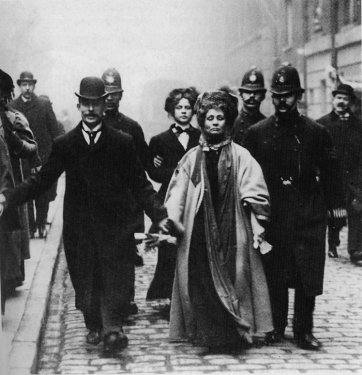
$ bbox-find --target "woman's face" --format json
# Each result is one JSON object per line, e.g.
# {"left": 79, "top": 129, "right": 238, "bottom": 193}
{"left": 173, "top": 98, "right": 193, "bottom": 126}
{"left": 203, "top": 108, "right": 227, "bottom": 143}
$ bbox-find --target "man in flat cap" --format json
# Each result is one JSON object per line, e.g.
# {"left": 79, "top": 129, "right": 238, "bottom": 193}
{"left": 0, "top": 76, "right": 169, "bottom": 352}
{"left": 232, "top": 67, "right": 267, "bottom": 145}
{"left": 318, "top": 83, "right": 362, "bottom": 262}
{"left": 11, "top": 71, "right": 63, "bottom": 238}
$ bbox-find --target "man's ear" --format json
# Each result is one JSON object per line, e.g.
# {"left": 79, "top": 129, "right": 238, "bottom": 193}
{"left": 76, "top": 103, "right": 80, "bottom": 110}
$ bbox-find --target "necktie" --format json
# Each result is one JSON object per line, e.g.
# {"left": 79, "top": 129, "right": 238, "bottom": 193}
{"left": 83, "top": 128, "right": 100, "bottom": 145}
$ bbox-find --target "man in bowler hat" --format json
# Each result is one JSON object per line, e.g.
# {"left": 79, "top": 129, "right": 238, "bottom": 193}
{"left": 11, "top": 71, "right": 63, "bottom": 238}
{"left": 0, "top": 76, "right": 169, "bottom": 352}
{"left": 318, "top": 83, "right": 362, "bottom": 262}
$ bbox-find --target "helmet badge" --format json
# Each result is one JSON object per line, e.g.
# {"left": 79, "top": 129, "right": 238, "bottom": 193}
{"left": 249, "top": 73, "right": 257, "bottom": 82}
{"left": 106, "top": 75, "right": 115, "bottom": 84}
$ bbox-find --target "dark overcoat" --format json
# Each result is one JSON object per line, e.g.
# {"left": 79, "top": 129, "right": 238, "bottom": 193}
{"left": 147, "top": 125, "right": 201, "bottom": 201}
{"left": 232, "top": 109, "right": 265, "bottom": 146}
{"left": 5, "top": 123, "right": 167, "bottom": 312}
{"left": 11, "top": 94, "right": 64, "bottom": 200}
{"left": 244, "top": 113, "right": 344, "bottom": 296}
{"left": 317, "top": 111, "right": 362, "bottom": 199}
{"left": 104, "top": 111, "right": 150, "bottom": 232}
{"left": 103, "top": 111, "right": 149, "bottom": 170}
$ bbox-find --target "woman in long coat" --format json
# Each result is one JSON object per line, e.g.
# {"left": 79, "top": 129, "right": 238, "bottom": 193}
{"left": 164, "top": 91, "right": 273, "bottom": 352}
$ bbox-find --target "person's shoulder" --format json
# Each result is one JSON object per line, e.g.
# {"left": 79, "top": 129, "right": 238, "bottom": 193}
{"left": 316, "top": 112, "right": 332, "bottom": 124}
{"left": 149, "top": 127, "right": 173, "bottom": 142}
{"left": 231, "top": 141, "right": 253, "bottom": 159}
{"left": 107, "top": 125, "right": 133, "bottom": 144}
{"left": 118, "top": 112, "right": 141, "bottom": 128}
{"left": 248, "top": 116, "right": 273, "bottom": 132}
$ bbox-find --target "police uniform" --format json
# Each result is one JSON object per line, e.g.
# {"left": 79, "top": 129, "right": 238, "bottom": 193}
{"left": 244, "top": 65, "right": 344, "bottom": 350}
{"left": 232, "top": 68, "right": 266, "bottom": 145}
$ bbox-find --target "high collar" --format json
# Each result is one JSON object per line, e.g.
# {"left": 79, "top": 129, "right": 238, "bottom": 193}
{"left": 274, "top": 109, "right": 300, "bottom": 127}
{"left": 82, "top": 122, "right": 103, "bottom": 132}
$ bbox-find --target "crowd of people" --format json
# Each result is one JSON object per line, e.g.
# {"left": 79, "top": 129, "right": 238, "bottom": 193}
{"left": 0, "top": 63, "right": 361, "bottom": 355}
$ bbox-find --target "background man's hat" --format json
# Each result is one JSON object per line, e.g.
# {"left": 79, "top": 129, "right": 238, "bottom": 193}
{"left": 101, "top": 68, "right": 123, "bottom": 93}
{"left": 75, "top": 77, "right": 108, "bottom": 100}
{"left": 240, "top": 66, "right": 266, "bottom": 92}
{"left": 17, "top": 71, "right": 37, "bottom": 85}
{"left": 332, "top": 83, "right": 355, "bottom": 100}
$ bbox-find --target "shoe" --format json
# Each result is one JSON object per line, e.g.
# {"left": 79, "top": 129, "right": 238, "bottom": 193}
{"left": 103, "top": 331, "right": 128, "bottom": 352}
{"left": 264, "top": 329, "right": 285, "bottom": 344}
{"left": 86, "top": 330, "right": 101, "bottom": 345}
{"left": 328, "top": 246, "right": 338, "bottom": 258}
{"left": 38, "top": 225, "right": 48, "bottom": 239}
{"left": 135, "top": 252, "right": 144, "bottom": 267}
{"left": 295, "top": 333, "right": 322, "bottom": 350}
{"left": 351, "top": 251, "right": 362, "bottom": 263}
{"left": 127, "top": 301, "right": 138, "bottom": 315}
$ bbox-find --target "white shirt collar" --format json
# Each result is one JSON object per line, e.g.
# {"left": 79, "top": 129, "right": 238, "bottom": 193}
{"left": 82, "top": 122, "right": 102, "bottom": 132}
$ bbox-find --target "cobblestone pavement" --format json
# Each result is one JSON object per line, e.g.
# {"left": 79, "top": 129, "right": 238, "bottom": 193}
{"left": 38, "top": 229, "right": 362, "bottom": 374}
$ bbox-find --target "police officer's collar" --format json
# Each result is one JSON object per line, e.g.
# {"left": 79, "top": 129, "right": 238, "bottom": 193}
{"left": 274, "top": 110, "right": 300, "bottom": 127}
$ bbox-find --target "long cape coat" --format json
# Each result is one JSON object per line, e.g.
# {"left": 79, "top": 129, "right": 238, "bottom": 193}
{"left": 5, "top": 123, "right": 166, "bottom": 312}
{"left": 244, "top": 114, "right": 344, "bottom": 296}
{"left": 165, "top": 142, "right": 273, "bottom": 341}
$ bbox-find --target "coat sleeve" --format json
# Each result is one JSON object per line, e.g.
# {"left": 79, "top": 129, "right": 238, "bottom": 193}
{"left": 4, "top": 139, "right": 65, "bottom": 207}
{"left": 317, "top": 126, "right": 345, "bottom": 209}
{"left": 45, "top": 100, "right": 64, "bottom": 140}
{"left": 126, "top": 139, "right": 167, "bottom": 223}
{"left": 164, "top": 158, "right": 192, "bottom": 232}
{"left": 147, "top": 136, "right": 177, "bottom": 184}
{"left": 3, "top": 111, "right": 39, "bottom": 163}
{"left": 238, "top": 148, "right": 270, "bottom": 222}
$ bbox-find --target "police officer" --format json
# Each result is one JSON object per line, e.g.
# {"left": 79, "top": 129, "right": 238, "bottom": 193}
{"left": 232, "top": 66, "right": 266, "bottom": 145}
{"left": 101, "top": 68, "right": 149, "bottom": 314}
{"left": 244, "top": 64, "right": 345, "bottom": 350}
{"left": 318, "top": 84, "right": 362, "bottom": 262}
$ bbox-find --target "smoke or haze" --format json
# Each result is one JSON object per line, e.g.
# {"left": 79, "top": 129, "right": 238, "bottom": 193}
{"left": 1, "top": 0, "right": 245, "bottom": 138}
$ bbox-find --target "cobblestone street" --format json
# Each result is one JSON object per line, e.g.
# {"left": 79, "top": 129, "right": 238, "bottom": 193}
{"left": 37, "top": 229, "right": 362, "bottom": 374}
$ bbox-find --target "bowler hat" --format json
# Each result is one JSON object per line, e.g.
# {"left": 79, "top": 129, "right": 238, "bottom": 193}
{"left": 101, "top": 68, "right": 123, "bottom": 93}
{"left": 75, "top": 76, "right": 108, "bottom": 100}
{"left": 332, "top": 83, "right": 355, "bottom": 100}
{"left": 17, "top": 71, "right": 37, "bottom": 85}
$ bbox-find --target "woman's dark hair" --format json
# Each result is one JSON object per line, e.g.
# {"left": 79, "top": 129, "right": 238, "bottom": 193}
{"left": 0, "top": 69, "right": 14, "bottom": 104}
{"left": 164, "top": 87, "right": 199, "bottom": 116}
{"left": 195, "top": 90, "right": 239, "bottom": 128}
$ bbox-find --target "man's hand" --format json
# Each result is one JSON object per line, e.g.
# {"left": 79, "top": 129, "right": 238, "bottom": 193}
{"left": 157, "top": 217, "right": 170, "bottom": 234}
{"left": 0, "top": 203, "right": 4, "bottom": 217}
{"left": 153, "top": 155, "right": 164, "bottom": 168}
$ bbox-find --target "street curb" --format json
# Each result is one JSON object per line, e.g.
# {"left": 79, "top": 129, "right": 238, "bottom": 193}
{"left": 8, "top": 187, "right": 64, "bottom": 375}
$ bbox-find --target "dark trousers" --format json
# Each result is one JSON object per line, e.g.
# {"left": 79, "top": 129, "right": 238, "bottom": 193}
{"left": 263, "top": 253, "right": 315, "bottom": 335}
{"left": 82, "top": 264, "right": 124, "bottom": 336}
{"left": 28, "top": 193, "right": 50, "bottom": 231}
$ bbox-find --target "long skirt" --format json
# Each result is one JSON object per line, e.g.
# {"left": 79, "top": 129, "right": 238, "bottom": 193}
{"left": 188, "top": 208, "right": 240, "bottom": 348}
